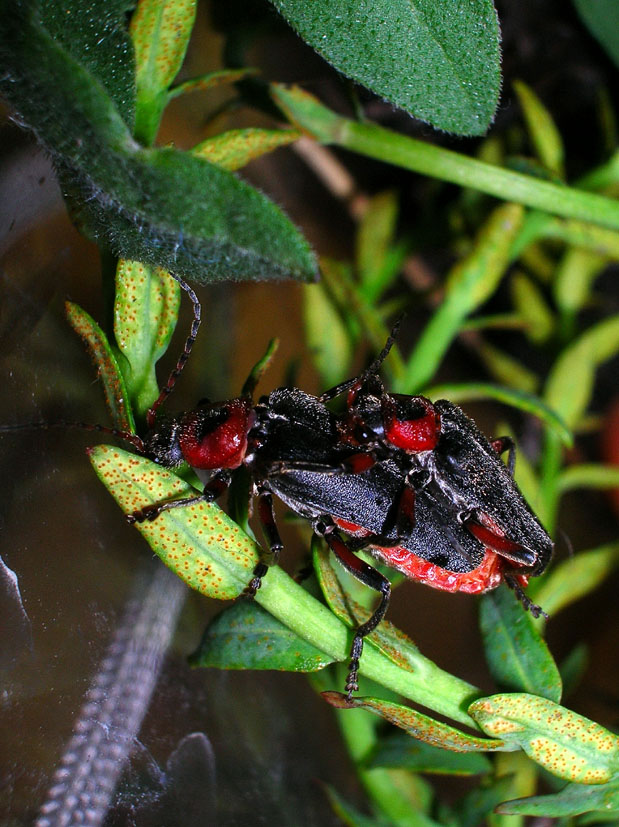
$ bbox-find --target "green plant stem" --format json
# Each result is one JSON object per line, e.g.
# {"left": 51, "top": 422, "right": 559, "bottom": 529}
{"left": 254, "top": 566, "right": 480, "bottom": 727}
{"left": 273, "top": 86, "right": 619, "bottom": 231}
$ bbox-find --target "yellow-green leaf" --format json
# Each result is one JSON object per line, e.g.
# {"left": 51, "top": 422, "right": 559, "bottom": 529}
{"left": 193, "top": 128, "right": 300, "bottom": 171}
{"left": 469, "top": 693, "right": 619, "bottom": 783}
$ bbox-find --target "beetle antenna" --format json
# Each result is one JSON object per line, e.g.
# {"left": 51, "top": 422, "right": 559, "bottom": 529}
{"left": 146, "top": 273, "right": 201, "bottom": 429}
{"left": 319, "top": 315, "right": 405, "bottom": 403}
{"left": 362, "top": 314, "right": 405, "bottom": 379}
{"left": 0, "top": 420, "right": 145, "bottom": 452}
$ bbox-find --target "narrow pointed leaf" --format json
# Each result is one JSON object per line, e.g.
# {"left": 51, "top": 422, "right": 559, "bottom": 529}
{"left": 545, "top": 315, "right": 619, "bottom": 428}
{"left": 513, "top": 80, "right": 565, "bottom": 177}
{"left": 323, "top": 693, "right": 509, "bottom": 752}
{"left": 65, "top": 302, "right": 136, "bottom": 434}
{"left": 356, "top": 190, "right": 400, "bottom": 302}
{"left": 193, "top": 128, "right": 300, "bottom": 171}
{"left": 190, "top": 600, "right": 333, "bottom": 671}
{"left": 131, "top": 0, "right": 197, "bottom": 144}
{"left": 114, "top": 261, "right": 181, "bottom": 417}
{"left": 479, "top": 587, "right": 562, "bottom": 703}
{"left": 496, "top": 776, "right": 619, "bottom": 817}
{"left": 168, "top": 67, "right": 257, "bottom": 100}
{"left": 528, "top": 543, "right": 619, "bottom": 617}
{"left": 469, "top": 694, "right": 619, "bottom": 783}
{"left": 269, "top": 0, "right": 501, "bottom": 136}
{"left": 303, "top": 283, "right": 353, "bottom": 387}
{"left": 558, "top": 464, "right": 619, "bottom": 492}
{"left": 400, "top": 204, "right": 524, "bottom": 392}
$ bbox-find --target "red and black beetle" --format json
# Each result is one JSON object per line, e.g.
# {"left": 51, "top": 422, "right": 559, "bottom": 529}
{"left": 1, "top": 276, "right": 553, "bottom": 695}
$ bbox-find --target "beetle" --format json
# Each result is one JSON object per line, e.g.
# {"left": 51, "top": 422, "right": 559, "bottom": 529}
{"left": 1, "top": 275, "right": 553, "bottom": 696}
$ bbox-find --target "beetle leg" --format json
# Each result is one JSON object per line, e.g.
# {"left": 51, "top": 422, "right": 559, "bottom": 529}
{"left": 244, "top": 489, "right": 284, "bottom": 596}
{"left": 126, "top": 470, "right": 230, "bottom": 524}
{"left": 315, "top": 521, "right": 391, "bottom": 698}
{"left": 504, "top": 573, "right": 548, "bottom": 619}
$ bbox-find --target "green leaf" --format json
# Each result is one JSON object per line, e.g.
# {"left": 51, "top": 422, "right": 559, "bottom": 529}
{"left": 422, "top": 382, "right": 572, "bottom": 447}
{"left": 469, "top": 694, "right": 619, "bottom": 783}
{"left": 323, "top": 693, "right": 509, "bottom": 752}
{"left": 65, "top": 302, "right": 136, "bottom": 434}
{"left": 114, "top": 261, "right": 181, "bottom": 418}
{"left": 544, "top": 315, "right": 619, "bottom": 429}
{"left": 168, "top": 67, "right": 257, "bottom": 100}
{"left": 0, "top": 3, "right": 318, "bottom": 283}
{"left": 558, "top": 464, "right": 619, "bottom": 493}
{"left": 553, "top": 248, "right": 608, "bottom": 323}
{"left": 513, "top": 80, "right": 565, "bottom": 178}
{"left": 303, "top": 283, "right": 354, "bottom": 387}
{"left": 323, "top": 783, "right": 435, "bottom": 827}
{"left": 89, "top": 446, "right": 258, "bottom": 599}
{"left": 529, "top": 543, "right": 619, "bottom": 617}
{"left": 573, "top": 0, "right": 619, "bottom": 69}
{"left": 190, "top": 600, "right": 333, "bottom": 672}
{"left": 399, "top": 203, "right": 524, "bottom": 392}
{"left": 496, "top": 775, "right": 619, "bottom": 817}
{"left": 130, "top": 0, "right": 197, "bottom": 144}
{"left": 474, "top": 341, "right": 540, "bottom": 395}
{"left": 269, "top": 0, "right": 501, "bottom": 136}
{"left": 40, "top": 0, "right": 136, "bottom": 128}
{"left": 369, "top": 733, "right": 493, "bottom": 776}
{"left": 193, "top": 128, "right": 300, "bottom": 171}
{"left": 479, "top": 587, "right": 562, "bottom": 703}
{"left": 356, "top": 190, "right": 400, "bottom": 303}
{"left": 510, "top": 272, "right": 555, "bottom": 344}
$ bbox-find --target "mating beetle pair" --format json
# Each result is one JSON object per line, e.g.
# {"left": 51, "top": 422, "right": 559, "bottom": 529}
{"left": 3, "top": 274, "right": 553, "bottom": 695}
{"left": 104, "top": 276, "right": 552, "bottom": 695}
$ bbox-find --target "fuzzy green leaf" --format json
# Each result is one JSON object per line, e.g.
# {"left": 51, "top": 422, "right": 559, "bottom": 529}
{"left": 190, "top": 600, "right": 334, "bottom": 672}
{"left": 269, "top": 0, "right": 501, "bottom": 136}
{"left": 40, "top": 0, "right": 136, "bottom": 128}
{"left": 469, "top": 694, "right": 619, "bottom": 783}
{"left": 479, "top": 587, "right": 562, "bottom": 703}
{"left": 0, "top": 1, "right": 317, "bottom": 283}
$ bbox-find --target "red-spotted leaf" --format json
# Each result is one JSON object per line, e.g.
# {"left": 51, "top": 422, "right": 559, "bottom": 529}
{"left": 88, "top": 445, "right": 258, "bottom": 600}
{"left": 323, "top": 693, "right": 508, "bottom": 753}
{"left": 65, "top": 301, "right": 136, "bottom": 434}
{"left": 469, "top": 693, "right": 619, "bottom": 783}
